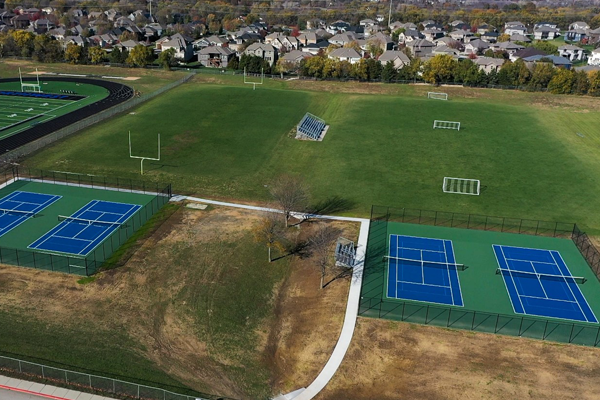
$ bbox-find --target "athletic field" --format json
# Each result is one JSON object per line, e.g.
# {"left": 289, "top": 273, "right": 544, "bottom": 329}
{"left": 0, "top": 177, "right": 166, "bottom": 275}
{"left": 360, "top": 215, "right": 600, "bottom": 346}
{"left": 0, "top": 80, "right": 108, "bottom": 138}
{"left": 24, "top": 81, "right": 600, "bottom": 233}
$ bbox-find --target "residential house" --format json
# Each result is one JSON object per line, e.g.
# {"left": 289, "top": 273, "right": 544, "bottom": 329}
{"left": 509, "top": 47, "right": 548, "bottom": 62}
{"left": 378, "top": 50, "right": 410, "bottom": 69}
{"left": 398, "top": 29, "right": 424, "bottom": 43}
{"left": 464, "top": 39, "right": 489, "bottom": 54}
{"left": 587, "top": 27, "right": 600, "bottom": 44}
{"left": 11, "top": 14, "right": 31, "bottom": 29}
{"left": 522, "top": 54, "right": 572, "bottom": 69}
{"left": 329, "top": 32, "right": 358, "bottom": 47}
{"left": 48, "top": 27, "right": 67, "bottom": 40}
{"left": 477, "top": 24, "right": 495, "bottom": 35}
{"left": 368, "top": 32, "right": 394, "bottom": 51}
{"left": 588, "top": 48, "right": 600, "bottom": 66}
{"left": 33, "top": 18, "right": 54, "bottom": 33}
{"left": 450, "top": 20, "right": 465, "bottom": 28}
{"left": 490, "top": 41, "right": 524, "bottom": 55}
{"left": 558, "top": 44, "right": 586, "bottom": 62}
{"left": 306, "top": 19, "right": 325, "bottom": 30}
{"left": 449, "top": 29, "right": 473, "bottom": 42}
{"left": 198, "top": 46, "right": 235, "bottom": 68}
{"left": 71, "top": 9, "right": 85, "bottom": 18}
{"left": 473, "top": 56, "right": 505, "bottom": 73}
{"left": 104, "top": 9, "right": 120, "bottom": 21}
{"left": 570, "top": 21, "right": 590, "bottom": 31}
{"left": 280, "top": 49, "right": 310, "bottom": 65}
{"left": 406, "top": 39, "right": 435, "bottom": 58}
{"left": 194, "top": 35, "right": 227, "bottom": 50}
{"left": 90, "top": 33, "right": 119, "bottom": 48}
{"left": 243, "top": 42, "right": 277, "bottom": 66}
{"left": 88, "top": 11, "right": 103, "bottom": 19}
{"left": 0, "top": 11, "right": 16, "bottom": 25}
{"left": 301, "top": 40, "right": 329, "bottom": 55}
{"left": 422, "top": 29, "right": 445, "bottom": 42}
{"left": 389, "top": 21, "right": 405, "bottom": 31}
{"left": 63, "top": 35, "right": 88, "bottom": 47}
{"left": 326, "top": 20, "right": 350, "bottom": 35}
{"left": 114, "top": 16, "right": 133, "bottom": 28}
{"left": 359, "top": 19, "right": 376, "bottom": 28}
{"left": 41, "top": 6, "right": 54, "bottom": 14}
{"left": 114, "top": 39, "right": 141, "bottom": 52}
{"left": 297, "top": 32, "right": 318, "bottom": 46}
{"left": 510, "top": 34, "right": 531, "bottom": 43}
{"left": 565, "top": 29, "right": 587, "bottom": 42}
{"left": 433, "top": 45, "right": 459, "bottom": 56}
{"left": 533, "top": 22, "right": 558, "bottom": 30}
{"left": 328, "top": 47, "right": 361, "bottom": 64}
{"left": 481, "top": 31, "right": 500, "bottom": 43}
{"left": 435, "top": 37, "right": 458, "bottom": 47}
{"left": 504, "top": 21, "right": 527, "bottom": 36}
{"left": 156, "top": 34, "right": 194, "bottom": 62}
{"left": 533, "top": 26, "right": 560, "bottom": 41}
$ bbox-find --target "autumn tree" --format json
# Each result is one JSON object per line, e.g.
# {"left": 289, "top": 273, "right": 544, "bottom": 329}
{"left": 269, "top": 174, "right": 310, "bottom": 227}
{"left": 423, "top": 54, "right": 457, "bottom": 84}
{"left": 253, "top": 213, "right": 286, "bottom": 262}
{"left": 64, "top": 43, "right": 83, "bottom": 64}
{"left": 547, "top": 67, "right": 574, "bottom": 94}
{"left": 572, "top": 70, "right": 590, "bottom": 95}
{"left": 588, "top": 71, "right": 600, "bottom": 96}
{"left": 88, "top": 46, "right": 106, "bottom": 64}
{"left": 126, "top": 44, "right": 154, "bottom": 67}
{"left": 158, "top": 47, "right": 177, "bottom": 70}
{"left": 381, "top": 60, "right": 397, "bottom": 82}
{"left": 528, "top": 62, "right": 555, "bottom": 90}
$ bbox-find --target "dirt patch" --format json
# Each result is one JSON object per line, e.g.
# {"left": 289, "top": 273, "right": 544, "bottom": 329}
{"left": 317, "top": 318, "right": 600, "bottom": 400}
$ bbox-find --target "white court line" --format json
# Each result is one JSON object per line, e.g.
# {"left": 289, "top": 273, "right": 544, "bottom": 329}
{"left": 520, "top": 295, "right": 578, "bottom": 304}
{"left": 499, "top": 246, "right": 527, "bottom": 313}
{"left": 443, "top": 239, "right": 454, "bottom": 303}
{"left": 529, "top": 261, "right": 550, "bottom": 299}
{"left": 397, "top": 280, "right": 451, "bottom": 289}
{"left": 492, "top": 245, "right": 518, "bottom": 314}
{"left": 549, "top": 251, "right": 588, "bottom": 320}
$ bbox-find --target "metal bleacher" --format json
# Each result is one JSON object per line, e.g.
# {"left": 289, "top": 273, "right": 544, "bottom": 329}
{"left": 297, "top": 113, "right": 326, "bottom": 141}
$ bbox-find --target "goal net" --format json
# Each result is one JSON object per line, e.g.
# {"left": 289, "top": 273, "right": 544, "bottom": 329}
{"left": 428, "top": 92, "right": 448, "bottom": 100}
{"left": 433, "top": 120, "right": 460, "bottom": 131}
{"left": 443, "top": 177, "right": 480, "bottom": 195}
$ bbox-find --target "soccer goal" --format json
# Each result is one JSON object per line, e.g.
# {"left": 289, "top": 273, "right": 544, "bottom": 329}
{"left": 443, "top": 177, "right": 480, "bottom": 196}
{"left": 244, "top": 67, "right": 264, "bottom": 90}
{"left": 433, "top": 120, "right": 460, "bottom": 131}
{"left": 428, "top": 92, "right": 448, "bottom": 100}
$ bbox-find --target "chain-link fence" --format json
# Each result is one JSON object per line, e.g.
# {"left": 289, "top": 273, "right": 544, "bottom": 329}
{"left": 0, "top": 167, "right": 171, "bottom": 276}
{"left": 0, "top": 354, "right": 233, "bottom": 400}
{"left": 0, "top": 73, "right": 194, "bottom": 165}
{"left": 360, "top": 205, "right": 600, "bottom": 347}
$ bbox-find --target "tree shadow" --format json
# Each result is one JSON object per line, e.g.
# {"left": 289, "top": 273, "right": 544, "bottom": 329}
{"left": 306, "top": 195, "right": 357, "bottom": 217}
{"left": 322, "top": 268, "right": 353, "bottom": 289}
{"left": 271, "top": 239, "right": 312, "bottom": 261}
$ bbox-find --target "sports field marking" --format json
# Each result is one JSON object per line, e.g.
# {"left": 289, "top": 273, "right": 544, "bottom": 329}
{"left": 493, "top": 244, "right": 597, "bottom": 323}
{"left": 0, "top": 93, "right": 80, "bottom": 138}
{"left": 386, "top": 234, "right": 464, "bottom": 306}
{"left": 0, "top": 191, "right": 61, "bottom": 237}
{"left": 29, "top": 200, "right": 141, "bottom": 256}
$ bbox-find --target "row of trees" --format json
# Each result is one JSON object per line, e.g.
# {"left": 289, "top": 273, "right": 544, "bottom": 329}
{"left": 287, "top": 53, "right": 600, "bottom": 97}
{"left": 0, "top": 31, "right": 178, "bottom": 69}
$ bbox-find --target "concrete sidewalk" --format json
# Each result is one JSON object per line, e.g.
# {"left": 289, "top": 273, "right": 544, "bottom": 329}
{"left": 0, "top": 375, "right": 116, "bottom": 400}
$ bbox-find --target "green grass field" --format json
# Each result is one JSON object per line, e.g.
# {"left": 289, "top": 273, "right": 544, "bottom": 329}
{"left": 24, "top": 79, "right": 600, "bottom": 233}
{"left": 0, "top": 80, "right": 108, "bottom": 137}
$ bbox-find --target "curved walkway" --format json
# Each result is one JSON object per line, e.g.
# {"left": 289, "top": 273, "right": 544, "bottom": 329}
{"left": 175, "top": 196, "right": 369, "bottom": 400}
{"left": 0, "top": 376, "right": 115, "bottom": 400}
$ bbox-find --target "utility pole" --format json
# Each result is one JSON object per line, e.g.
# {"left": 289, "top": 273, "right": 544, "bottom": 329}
{"left": 388, "top": 0, "right": 393, "bottom": 29}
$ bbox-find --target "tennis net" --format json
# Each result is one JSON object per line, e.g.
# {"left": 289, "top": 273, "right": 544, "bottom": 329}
{"left": 0, "top": 208, "right": 36, "bottom": 218}
{"left": 496, "top": 268, "right": 586, "bottom": 284}
{"left": 58, "top": 215, "right": 124, "bottom": 228}
{"left": 383, "top": 255, "right": 467, "bottom": 271}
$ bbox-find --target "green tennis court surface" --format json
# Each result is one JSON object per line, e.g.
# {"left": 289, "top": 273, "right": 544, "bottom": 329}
{"left": 0, "top": 80, "right": 109, "bottom": 138}
{"left": 361, "top": 211, "right": 600, "bottom": 346}
{"left": 0, "top": 176, "right": 169, "bottom": 276}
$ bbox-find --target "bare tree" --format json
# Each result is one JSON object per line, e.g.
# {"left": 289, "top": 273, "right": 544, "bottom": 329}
{"left": 269, "top": 174, "right": 310, "bottom": 227}
{"left": 253, "top": 213, "right": 285, "bottom": 262}
{"left": 309, "top": 224, "right": 342, "bottom": 289}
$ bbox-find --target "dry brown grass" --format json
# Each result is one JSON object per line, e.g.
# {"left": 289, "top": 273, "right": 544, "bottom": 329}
{"left": 317, "top": 318, "right": 600, "bottom": 400}
{"left": 0, "top": 205, "right": 358, "bottom": 399}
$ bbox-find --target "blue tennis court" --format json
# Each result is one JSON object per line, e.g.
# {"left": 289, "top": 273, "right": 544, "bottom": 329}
{"left": 0, "top": 191, "right": 61, "bottom": 237}
{"left": 28, "top": 200, "right": 141, "bottom": 256}
{"left": 387, "top": 234, "right": 463, "bottom": 306}
{"left": 493, "top": 245, "right": 598, "bottom": 323}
